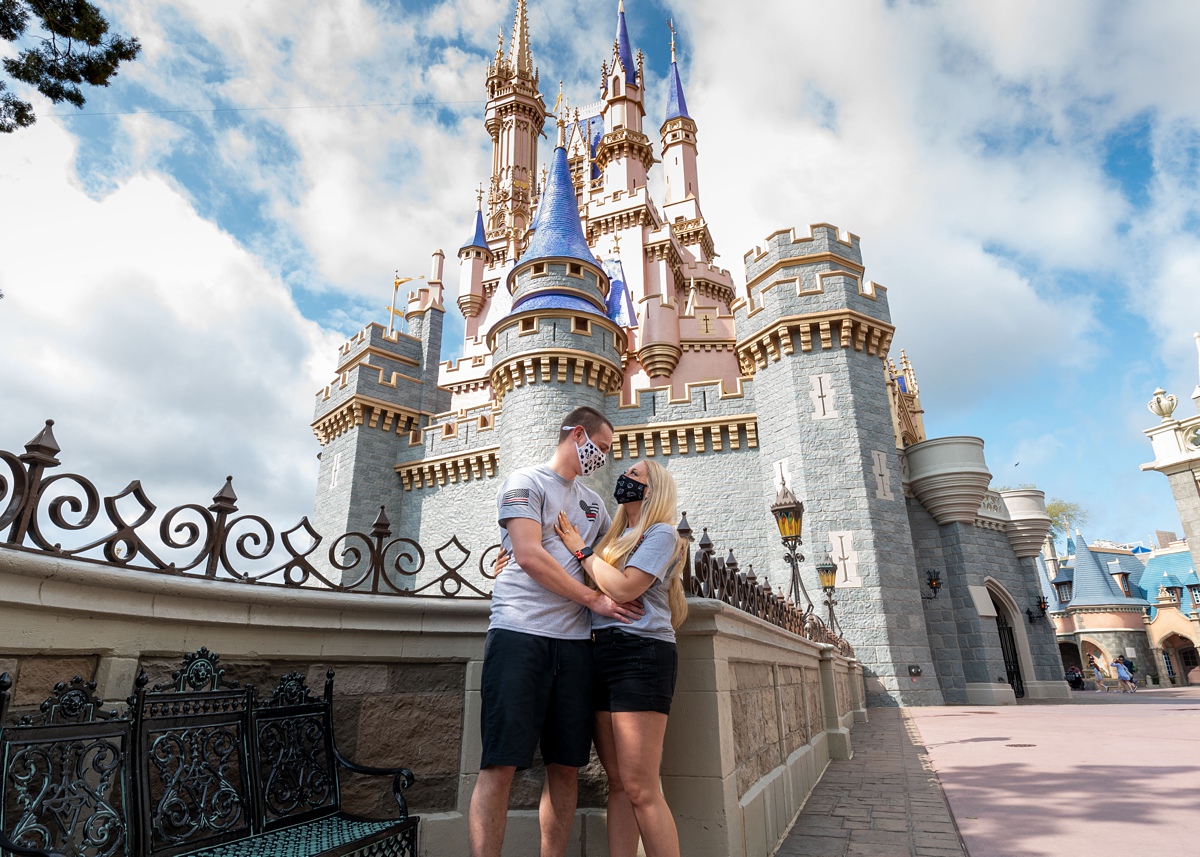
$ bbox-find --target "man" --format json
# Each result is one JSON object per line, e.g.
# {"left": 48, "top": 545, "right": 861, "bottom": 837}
{"left": 469, "top": 406, "right": 643, "bottom": 857}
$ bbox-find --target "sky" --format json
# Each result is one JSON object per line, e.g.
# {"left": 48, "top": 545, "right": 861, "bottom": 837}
{"left": 2, "top": 0, "right": 1199, "bottom": 549}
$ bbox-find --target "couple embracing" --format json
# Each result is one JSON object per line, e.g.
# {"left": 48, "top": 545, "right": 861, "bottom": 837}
{"left": 467, "top": 406, "right": 688, "bottom": 857}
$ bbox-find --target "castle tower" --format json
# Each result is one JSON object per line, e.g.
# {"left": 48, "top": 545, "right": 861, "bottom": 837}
{"left": 485, "top": 0, "right": 546, "bottom": 260}
{"left": 489, "top": 129, "right": 625, "bottom": 475}
{"left": 310, "top": 247, "right": 450, "bottom": 545}
{"left": 735, "top": 226, "right": 943, "bottom": 706}
{"left": 661, "top": 29, "right": 699, "bottom": 214}
{"left": 457, "top": 201, "right": 494, "bottom": 342}
{"left": 596, "top": 1, "right": 652, "bottom": 195}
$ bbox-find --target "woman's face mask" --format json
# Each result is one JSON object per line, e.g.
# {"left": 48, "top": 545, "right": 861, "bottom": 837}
{"left": 613, "top": 472, "right": 647, "bottom": 504}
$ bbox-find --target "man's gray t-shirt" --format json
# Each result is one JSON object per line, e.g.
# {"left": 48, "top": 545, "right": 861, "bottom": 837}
{"left": 491, "top": 464, "right": 612, "bottom": 640}
{"left": 591, "top": 522, "right": 679, "bottom": 643}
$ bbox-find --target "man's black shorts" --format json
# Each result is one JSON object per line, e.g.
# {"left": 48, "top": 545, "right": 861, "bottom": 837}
{"left": 479, "top": 628, "right": 594, "bottom": 769}
{"left": 593, "top": 627, "right": 678, "bottom": 714}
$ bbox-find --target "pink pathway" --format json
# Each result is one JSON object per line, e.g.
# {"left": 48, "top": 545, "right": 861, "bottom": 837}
{"left": 908, "top": 687, "right": 1200, "bottom": 857}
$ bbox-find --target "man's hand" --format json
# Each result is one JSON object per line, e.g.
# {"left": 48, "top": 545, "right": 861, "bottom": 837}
{"left": 589, "top": 591, "right": 645, "bottom": 624}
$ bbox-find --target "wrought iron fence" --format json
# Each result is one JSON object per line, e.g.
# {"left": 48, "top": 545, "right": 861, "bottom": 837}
{"left": 0, "top": 420, "right": 855, "bottom": 654}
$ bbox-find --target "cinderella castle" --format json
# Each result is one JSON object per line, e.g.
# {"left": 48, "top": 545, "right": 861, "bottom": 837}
{"left": 308, "top": 0, "right": 1069, "bottom": 707}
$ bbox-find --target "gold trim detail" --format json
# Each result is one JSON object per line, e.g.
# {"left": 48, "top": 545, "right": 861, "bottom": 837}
{"left": 396, "top": 446, "right": 500, "bottom": 491}
{"left": 612, "top": 414, "right": 758, "bottom": 460}
{"left": 736, "top": 310, "right": 895, "bottom": 376}
{"left": 311, "top": 394, "right": 427, "bottom": 446}
{"left": 489, "top": 348, "right": 624, "bottom": 401}
{"left": 638, "top": 342, "right": 682, "bottom": 378}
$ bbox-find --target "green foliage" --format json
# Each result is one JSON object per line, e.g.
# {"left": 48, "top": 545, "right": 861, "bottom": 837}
{"left": 1046, "top": 499, "right": 1088, "bottom": 537}
{"left": 0, "top": 0, "right": 140, "bottom": 133}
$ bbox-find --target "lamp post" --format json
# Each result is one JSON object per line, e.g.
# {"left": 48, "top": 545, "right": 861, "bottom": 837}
{"left": 769, "top": 476, "right": 810, "bottom": 609}
{"left": 1026, "top": 595, "right": 1049, "bottom": 624}
{"left": 816, "top": 554, "right": 839, "bottom": 633}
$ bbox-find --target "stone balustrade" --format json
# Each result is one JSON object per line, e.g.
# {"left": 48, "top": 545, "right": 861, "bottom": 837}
{"left": 0, "top": 544, "right": 864, "bottom": 857}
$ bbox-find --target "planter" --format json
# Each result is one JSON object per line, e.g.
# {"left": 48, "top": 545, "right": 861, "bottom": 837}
{"left": 903, "top": 436, "right": 992, "bottom": 525}
{"left": 1000, "top": 489, "right": 1053, "bottom": 558}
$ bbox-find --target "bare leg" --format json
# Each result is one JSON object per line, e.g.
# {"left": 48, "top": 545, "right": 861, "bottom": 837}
{"left": 470, "top": 765, "right": 516, "bottom": 857}
{"left": 594, "top": 711, "right": 641, "bottom": 857}
{"left": 611, "top": 711, "right": 679, "bottom": 857}
{"left": 540, "top": 763, "right": 578, "bottom": 857}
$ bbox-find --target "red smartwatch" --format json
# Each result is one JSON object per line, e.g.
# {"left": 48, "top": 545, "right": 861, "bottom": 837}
{"left": 573, "top": 546, "right": 594, "bottom": 561}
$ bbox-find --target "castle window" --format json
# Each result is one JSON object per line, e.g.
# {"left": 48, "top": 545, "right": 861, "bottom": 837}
{"left": 477, "top": 413, "right": 492, "bottom": 430}
{"left": 1114, "top": 573, "right": 1131, "bottom": 597}
{"left": 1168, "top": 586, "right": 1183, "bottom": 602}
{"left": 569, "top": 263, "right": 582, "bottom": 277}
{"left": 532, "top": 262, "right": 547, "bottom": 275}
{"left": 441, "top": 422, "right": 457, "bottom": 439}
{"left": 572, "top": 316, "right": 591, "bottom": 334}
{"left": 1184, "top": 648, "right": 1200, "bottom": 670}
{"left": 1055, "top": 582, "right": 1072, "bottom": 602}
{"left": 1190, "top": 585, "right": 1200, "bottom": 605}
{"left": 520, "top": 318, "right": 537, "bottom": 333}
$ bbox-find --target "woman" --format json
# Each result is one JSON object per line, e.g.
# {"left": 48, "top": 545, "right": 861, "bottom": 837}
{"left": 554, "top": 459, "right": 688, "bottom": 857}
{"left": 1113, "top": 657, "right": 1136, "bottom": 693}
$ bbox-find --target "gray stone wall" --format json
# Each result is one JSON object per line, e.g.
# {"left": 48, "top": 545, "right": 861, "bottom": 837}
{"left": 312, "top": 424, "right": 407, "bottom": 563}
{"left": 907, "top": 499, "right": 967, "bottom": 703}
{"left": 1167, "top": 469, "right": 1200, "bottom": 576}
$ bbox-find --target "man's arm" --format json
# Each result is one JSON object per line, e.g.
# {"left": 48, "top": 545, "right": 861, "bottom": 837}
{"left": 506, "top": 518, "right": 642, "bottom": 622}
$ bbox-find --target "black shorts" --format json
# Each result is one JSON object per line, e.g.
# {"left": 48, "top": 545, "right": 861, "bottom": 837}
{"left": 479, "top": 628, "right": 594, "bottom": 769}
{"left": 593, "top": 628, "right": 678, "bottom": 715}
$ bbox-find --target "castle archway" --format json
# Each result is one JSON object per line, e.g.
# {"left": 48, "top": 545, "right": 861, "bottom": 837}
{"left": 985, "top": 579, "right": 1035, "bottom": 700}
{"left": 1159, "top": 632, "right": 1200, "bottom": 686}
{"left": 1058, "top": 641, "right": 1082, "bottom": 674}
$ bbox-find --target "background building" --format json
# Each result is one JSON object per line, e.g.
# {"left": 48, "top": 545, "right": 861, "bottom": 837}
{"left": 310, "top": 0, "right": 1068, "bottom": 707}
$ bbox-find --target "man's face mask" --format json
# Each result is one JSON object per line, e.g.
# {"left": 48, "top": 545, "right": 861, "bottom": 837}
{"left": 564, "top": 425, "right": 607, "bottom": 477}
{"left": 613, "top": 472, "right": 647, "bottom": 504}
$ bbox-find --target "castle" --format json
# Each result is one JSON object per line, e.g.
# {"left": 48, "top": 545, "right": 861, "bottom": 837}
{"left": 309, "top": 0, "right": 1069, "bottom": 707}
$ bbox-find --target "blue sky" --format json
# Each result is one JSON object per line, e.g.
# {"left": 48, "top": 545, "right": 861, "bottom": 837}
{"left": 1, "top": 0, "right": 1199, "bottom": 546}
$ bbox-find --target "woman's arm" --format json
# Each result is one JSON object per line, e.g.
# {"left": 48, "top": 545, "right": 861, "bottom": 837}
{"left": 554, "top": 512, "right": 658, "bottom": 603}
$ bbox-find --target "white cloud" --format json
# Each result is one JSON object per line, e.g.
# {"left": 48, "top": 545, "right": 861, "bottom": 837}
{"left": 0, "top": 115, "right": 339, "bottom": 533}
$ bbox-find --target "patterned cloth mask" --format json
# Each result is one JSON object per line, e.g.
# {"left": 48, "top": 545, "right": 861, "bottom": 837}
{"left": 613, "top": 473, "right": 647, "bottom": 504}
{"left": 563, "top": 425, "right": 607, "bottom": 477}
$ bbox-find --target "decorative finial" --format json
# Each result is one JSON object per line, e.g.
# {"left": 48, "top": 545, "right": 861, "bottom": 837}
{"left": 636, "top": 49, "right": 644, "bottom": 82}
{"left": 668, "top": 18, "right": 676, "bottom": 63}
{"left": 612, "top": 232, "right": 621, "bottom": 254}
{"left": 496, "top": 28, "right": 504, "bottom": 59}
{"left": 476, "top": 184, "right": 484, "bottom": 210}
{"left": 1149, "top": 387, "right": 1179, "bottom": 422}
{"left": 619, "top": 0, "right": 625, "bottom": 12}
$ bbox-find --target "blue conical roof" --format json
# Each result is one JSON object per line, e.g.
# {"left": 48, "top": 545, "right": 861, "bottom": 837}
{"left": 665, "top": 60, "right": 690, "bottom": 121}
{"left": 461, "top": 208, "right": 488, "bottom": 252}
{"left": 615, "top": 3, "right": 636, "bottom": 84}
{"left": 519, "top": 145, "right": 594, "bottom": 265}
{"left": 1067, "top": 532, "right": 1149, "bottom": 608}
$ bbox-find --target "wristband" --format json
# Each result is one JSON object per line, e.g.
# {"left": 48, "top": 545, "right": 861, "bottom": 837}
{"left": 573, "top": 546, "right": 594, "bottom": 561}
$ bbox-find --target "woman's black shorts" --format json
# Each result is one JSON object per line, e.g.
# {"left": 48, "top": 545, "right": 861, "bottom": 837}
{"left": 593, "top": 628, "right": 678, "bottom": 715}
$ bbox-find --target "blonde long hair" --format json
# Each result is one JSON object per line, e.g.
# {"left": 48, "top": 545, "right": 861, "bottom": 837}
{"left": 593, "top": 460, "right": 689, "bottom": 629}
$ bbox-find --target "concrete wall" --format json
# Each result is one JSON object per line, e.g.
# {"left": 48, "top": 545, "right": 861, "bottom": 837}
{"left": 0, "top": 546, "right": 864, "bottom": 857}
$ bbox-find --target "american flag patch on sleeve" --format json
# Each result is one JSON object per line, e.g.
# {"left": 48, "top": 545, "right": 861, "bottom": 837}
{"left": 501, "top": 489, "right": 531, "bottom": 506}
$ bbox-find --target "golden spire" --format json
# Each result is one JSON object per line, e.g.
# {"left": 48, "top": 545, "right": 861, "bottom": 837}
{"left": 510, "top": 0, "right": 533, "bottom": 79}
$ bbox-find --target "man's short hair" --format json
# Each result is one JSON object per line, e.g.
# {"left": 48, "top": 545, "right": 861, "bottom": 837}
{"left": 558, "top": 406, "right": 612, "bottom": 444}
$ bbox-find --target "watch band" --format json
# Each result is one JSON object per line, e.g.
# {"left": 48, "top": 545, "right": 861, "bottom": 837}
{"left": 573, "top": 546, "right": 594, "bottom": 561}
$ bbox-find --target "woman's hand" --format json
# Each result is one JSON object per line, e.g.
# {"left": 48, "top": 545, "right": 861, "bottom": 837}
{"left": 554, "top": 511, "right": 586, "bottom": 553}
{"left": 492, "top": 548, "right": 509, "bottom": 576}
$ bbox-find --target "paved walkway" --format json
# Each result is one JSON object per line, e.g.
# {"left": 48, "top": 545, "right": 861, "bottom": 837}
{"left": 776, "top": 708, "right": 966, "bottom": 857}
{"left": 778, "top": 687, "right": 1200, "bottom": 857}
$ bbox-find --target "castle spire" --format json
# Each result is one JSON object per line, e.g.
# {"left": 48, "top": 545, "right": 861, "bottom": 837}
{"left": 614, "top": 0, "right": 636, "bottom": 83}
{"left": 510, "top": 0, "right": 533, "bottom": 79}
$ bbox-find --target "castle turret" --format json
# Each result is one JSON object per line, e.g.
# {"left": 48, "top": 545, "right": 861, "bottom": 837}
{"left": 736, "top": 225, "right": 941, "bottom": 706}
{"left": 405, "top": 250, "right": 451, "bottom": 419}
{"left": 489, "top": 134, "right": 625, "bottom": 474}
{"left": 597, "top": 0, "right": 652, "bottom": 195}
{"left": 485, "top": 0, "right": 546, "bottom": 260}
{"left": 458, "top": 202, "right": 494, "bottom": 340}
{"left": 661, "top": 32, "right": 699, "bottom": 210}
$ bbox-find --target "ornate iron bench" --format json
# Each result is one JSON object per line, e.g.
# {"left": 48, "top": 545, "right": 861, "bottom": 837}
{"left": 1, "top": 649, "right": 419, "bottom": 857}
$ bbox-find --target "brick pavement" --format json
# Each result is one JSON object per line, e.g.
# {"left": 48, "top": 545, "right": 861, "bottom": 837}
{"left": 776, "top": 708, "right": 967, "bottom": 857}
